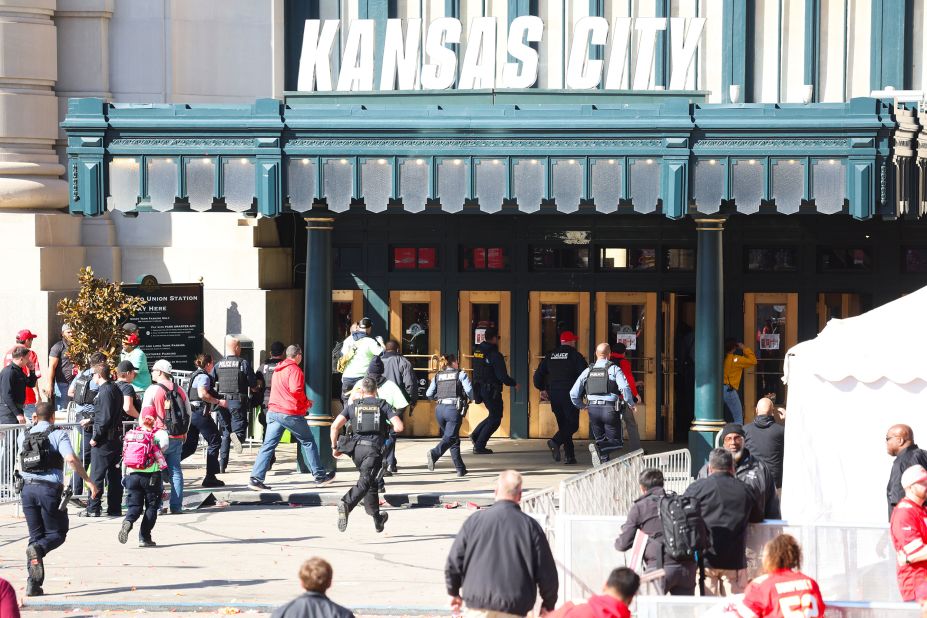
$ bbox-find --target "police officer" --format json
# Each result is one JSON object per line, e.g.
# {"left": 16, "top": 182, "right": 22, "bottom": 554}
{"left": 469, "top": 328, "right": 517, "bottom": 454}
{"left": 330, "top": 377, "right": 404, "bottom": 533}
{"left": 212, "top": 336, "right": 257, "bottom": 472}
{"left": 181, "top": 353, "right": 225, "bottom": 487}
{"left": 533, "top": 331, "right": 587, "bottom": 464}
{"left": 570, "top": 342, "right": 635, "bottom": 466}
{"left": 254, "top": 341, "right": 285, "bottom": 429}
{"left": 68, "top": 351, "right": 106, "bottom": 497}
{"left": 19, "top": 402, "right": 98, "bottom": 596}
{"left": 425, "top": 354, "right": 473, "bottom": 476}
{"left": 84, "top": 360, "right": 124, "bottom": 517}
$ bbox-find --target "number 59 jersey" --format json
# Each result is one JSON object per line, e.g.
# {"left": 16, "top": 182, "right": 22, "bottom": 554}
{"left": 737, "top": 569, "right": 825, "bottom": 618}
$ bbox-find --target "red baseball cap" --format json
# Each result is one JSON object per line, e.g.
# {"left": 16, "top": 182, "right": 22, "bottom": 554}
{"left": 560, "top": 331, "right": 578, "bottom": 343}
{"left": 124, "top": 332, "right": 141, "bottom": 346}
{"left": 16, "top": 329, "right": 38, "bottom": 341}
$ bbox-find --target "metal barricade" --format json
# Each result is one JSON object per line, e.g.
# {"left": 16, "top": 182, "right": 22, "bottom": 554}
{"left": 522, "top": 484, "right": 559, "bottom": 546}
{"left": 631, "top": 598, "right": 920, "bottom": 618}
{"left": 641, "top": 448, "right": 692, "bottom": 495}
{"left": 0, "top": 420, "right": 83, "bottom": 504}
{"left": 558, "top": 449, "right": 646, "bottom": 516}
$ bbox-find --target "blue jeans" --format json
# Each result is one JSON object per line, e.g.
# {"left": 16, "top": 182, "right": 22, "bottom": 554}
{"left": 160, "top": 438, "right": 184, "bottom": 512}
{"left": 250, "top": 412, "right": 325, "bottom": 482}
{"left": 54, "top": 382, "right": 71, "bottom": 410}
{"left": 723, "top": 386, "right": 744, "bottom": 424}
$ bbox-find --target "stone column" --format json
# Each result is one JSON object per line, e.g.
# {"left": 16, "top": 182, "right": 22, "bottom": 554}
{"left": 304, "top": 216, "right": 335, "bottom": 471}
{"left": 0, "top": 0, "right": 67, "bottom": 208}
{"left": 689, "top": 217, "right": 726, "bottom": 473}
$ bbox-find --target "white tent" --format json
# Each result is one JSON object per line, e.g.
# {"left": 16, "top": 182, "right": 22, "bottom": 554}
{"left": 781, "top": 287, "right": 927, "bottom": 524}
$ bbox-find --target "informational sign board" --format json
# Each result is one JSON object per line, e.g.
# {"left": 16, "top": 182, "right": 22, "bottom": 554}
{"left": 122, "top": 280, "right": 204, "bottom": 371}
{"left": 616, "top": 332, "right": 638, "bottom": 350}
{"left": 474, "top": 328, "right": 487, "bottom": 345}
{"left": 759, "top": 333, "right": 780, "bottom": 351}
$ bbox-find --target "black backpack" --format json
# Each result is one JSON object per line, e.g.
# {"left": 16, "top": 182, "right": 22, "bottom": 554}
{"left": 658, "top": 491, "right": 711, "bottom": 562}
{"left": 159, "top": 383, "right": 190, "bottom": 435}
{"left": 20, "top": 427, "right": 61, "bottom": 473}
{"left": 71, "top": 373, "right": 95, "bottom": 406}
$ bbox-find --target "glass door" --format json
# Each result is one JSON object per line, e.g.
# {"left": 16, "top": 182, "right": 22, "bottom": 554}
{"left": 331, "top": 290, "right": 364, "bottom": 411}
{"left": 662, "top": 293, "right": 696, "bottom": 443}
{"left": 743, "top": 293, "right": 798, "bottom": 419}
{"left": 389, "top": 291, "right": 441, "bottom": 437}
{"left": 528, "top": 292, "right": 591, "bottom": 439}
{"left": 459, "top": 291, "right": 511, "bottom": 437}
{"left": 817, "top": 293, "right": 870, "bottom": 331}
{"left": 595, "top": 292, "right": 658, "bottom": 440}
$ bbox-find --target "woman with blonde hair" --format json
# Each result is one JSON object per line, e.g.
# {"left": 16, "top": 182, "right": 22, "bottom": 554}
{"left": 737, "top": 534, "right": 825, "bottom": 617}
{"left": 424, "top": 354, "right": 473, "bottom": 476}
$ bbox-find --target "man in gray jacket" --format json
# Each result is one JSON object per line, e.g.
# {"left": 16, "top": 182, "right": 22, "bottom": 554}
{"left": 380, "top": 339, "right": 415, "bottom": 475}
{"left": 272, "top": 557, "right": 354, "bottom": 618}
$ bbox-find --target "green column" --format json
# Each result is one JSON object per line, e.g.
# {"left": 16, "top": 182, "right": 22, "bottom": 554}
{"left": 689, "top": 217, "right": 726, "bottom": 474}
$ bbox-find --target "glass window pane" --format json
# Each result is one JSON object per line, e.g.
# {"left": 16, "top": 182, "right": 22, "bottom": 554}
{"left": 288, "top": 157, "right": 317, "bottom": 211}
{"left": 540, "top": 304, "right": 578, "bottom": 356}
{"left": 551, "top": 159, "right": 583, "bottom": 212}
{"left": 732, "top": 159, "right": 764, "bottom": 213}
{"left": 664, "top": 248, "right": 695, "bottom": 272}
{"left": 692, "top": 159, "right": 724, "bottom": 213}
{"left": 222, "top": 158, "right": 255, "bottom": 211}
{"left": 475, "top": 158, "right": 506, "bottom": 212}
{"left": 400, "top": 158, "right": 429, "bottom": 212}
{"left": 109, "top": 157, "right": 139, "bottom": 211}
{"left": 532, "top": 246, "right": 589, "bottom": 270}
{"left": 400, "top": 303, "right": 431, "bottom": 391}
{"left": 185, "top": 157, "right": 215, "bottom": 210}
{"left": 591, "top": 158, "right": 622, "bottom": 212}
{"left": 745, "top": 248, "right": 799, "bottom": 272}
{"left": 813, "top": 159, "right": 846, "bottom": 214}
{"left": 323, "top": 158, "right": 353, "bottom": 211}
{"left": 772, "top": 159, "right": 804, "bottom": 214}
{"left": 437, "top": 158, "right": 467, "bottom": 212}
{"left": 753, "top": 303, "right": 788, "bottom": 404}
{"left": 146, "top": 157, "right": 177, "bottom": 210}
{"left": 461, "top": 247, "right": 509, "bottom": 271}
{"left": 361, "top": 158, "right": 392, "bottom": 212}
{"left": 629, "top": 158, "right": 661, "bottom": 213}
{"left": 599, "top": 247, "right": 656, "bottom": 271}
{"left": 513, "top": 158, "right": 545, "bottom": 212}
{"left": 818, "top": 247, "right": 872, "bottom": 272}
{"left": 469, "top": 303, "right": 500, "bottom": 349}
{"left": 607, "top": 303, "right": 647, "bottom": 397}
{"left": 904, "top": 248, "right": 927, "bottom": 273}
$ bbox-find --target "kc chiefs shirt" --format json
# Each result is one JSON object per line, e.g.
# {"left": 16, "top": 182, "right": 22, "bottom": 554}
{"left": 737, "top": 569, "right": 825, "bottom": 618}
{"left": 891, "top": 497, "right": 927, "bottom": 601}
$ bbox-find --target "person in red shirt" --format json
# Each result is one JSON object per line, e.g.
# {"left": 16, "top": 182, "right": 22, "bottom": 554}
{"left": 548, "top": 567, "right": 639, "bottom": 618}
{"left": 4, "top": 329, "right": 42, "bottom": 413}
{"left": 608, "top": 343, "right": 642, "bottom": 452}
{"left": 736, "top": 533, "right": 825, "bottom": 618}
{"left": 891, "top": 464, "right": 927, "bottom": 604}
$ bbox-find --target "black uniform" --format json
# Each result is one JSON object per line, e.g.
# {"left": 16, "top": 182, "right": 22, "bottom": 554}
{"left": 533, "top": 345, "right": 586, "bottom": 462}
{"left": 887, "top": 444, "right": 927, "bottom": 520}
{"left": 86, "top": 380, "right": 124, "bottom": 516}
{"left": 470, "top": 341, "right": 516, "bottom": 452}
{"left": 338, "top": 397, "right": 398, "bottom": 521}
{"left": 427, "top": 368, "right": 473, "bottom": 474}
{"left": 180, "top": 368, "right": 222, "bottom": 478}
{"left": 255, "top": 355, "right": 283, "bottom": 427}
{"left": 0, "top": 361, "right": 36, "bottom": 422}
{"left": 211, "top": 355, "right": 256, "bottom": 471}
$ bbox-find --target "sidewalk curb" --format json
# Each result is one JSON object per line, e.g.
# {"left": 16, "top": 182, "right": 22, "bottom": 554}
{"left": 217, "top": 489, "right": 494, "bottom": 508}
{"left": 22, "top": 599, "right": 451, "bottom": 614}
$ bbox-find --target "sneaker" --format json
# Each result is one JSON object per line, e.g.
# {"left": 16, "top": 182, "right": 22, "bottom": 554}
{"left": 337, "top": 501, "right": 349, "bottom": 532}
{"left": 456, "top": 469, "right": 468, "bottom": 477}
{"left": 118, "top": 520, "right": 133, "bottom": 544}
{"left": 26, "top": 544, "right": 44, "bottom": 585}
{"left": 79, "top": 510, "right": 101, "bottom": 518}
{"left": 383, "top": 469, "right": 393, "bottom": 477}
{"left": 564, "top": 457, "right": 578, "bottom": 465}
{"left": 106, "top": 510, "right": 122, "bottom": 517}
{"left": 25, "top": 579, "right": 43, "bottom": 597}
{"left": 377, "top": 481, "right": 386, "bottom": 493}
{"left": 315, "top": 471, "right": 337, "bottom": 487}
{"left": 249, "top": 478, "right": 271, "bottom": 491}
{"left": 472, "top": 447, "right": 494, "bottom": 455}
{"left": 547, "top": 439, "right": 562, "bottom": 462}
{"left": 230, "top": 432, "right": 243, "bottom": 454}
{"left": 426, "top": 451, "right": 435, "bottom": 472}
{"left": 388, "top": 463, "right": 398, "bottom": 474}
{"left": 170, "top": 508, "right": 183, "bottom": 515}
{"left": 589, "top": 443, "right": 602, "bottom": 468}
{"left": 138, "top": 538, "right": 157, "bottom": 548}
{"left": 374, "top": 511, "right": 389, "bottom": 533}
{"left": 202, "top": 475, "right": 225, "bottom": 488}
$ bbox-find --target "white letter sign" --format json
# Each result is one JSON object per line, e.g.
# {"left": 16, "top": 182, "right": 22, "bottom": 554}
{"left": 459, "top": 17, "right": 498, "bottom": 90}
{"left": 297, "top": 20, "right": 340, "bottom": 92}
{"left": 337, "top": 19, "right": 375, "bottom": 91}
{"left": 668, "top": 17, "right": 705, "bottom": 90}
{"left": 501, "top": 15, "right": 543, "bottom": 88}
{"left": 421, "top": 17, "right": 461, "bottom": 90}
{"left": 565, "top": 16, "right": 609, "bottom": 89}
{"left": 631, "top": 17, "right": 666, "bottom": 90}
{"left": 380, "top": 18, "right": 422, "bottom": 90}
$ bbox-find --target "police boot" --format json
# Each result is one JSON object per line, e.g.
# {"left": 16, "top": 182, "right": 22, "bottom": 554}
{"left": 337, "top": 501, "right": 349, "bottom": 532}
{"left": 374, "top": 511, "right": 389, "bottom": 533}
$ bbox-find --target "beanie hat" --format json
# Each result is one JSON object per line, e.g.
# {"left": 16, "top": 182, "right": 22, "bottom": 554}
{"left": 719, "top": 423, "right": 745, "bottom": 443}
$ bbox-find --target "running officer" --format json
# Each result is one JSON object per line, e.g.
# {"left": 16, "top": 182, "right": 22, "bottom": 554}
{"left": 533, "top": 331, "right": 586, "bottom": 464}
{"left": 212, "top": 336, "right": 256, "bottom": 472}
{"left": 425, "top": 354, "right": 473, "bottom": 477}
{"left": 469, "top": 327, "right": 517, "bottom": 455}
{"left": 181, "top": 353, "right": 225, "bottom": 487}
{"left": 570, "top": 343, "right": 634, "bottom": 466}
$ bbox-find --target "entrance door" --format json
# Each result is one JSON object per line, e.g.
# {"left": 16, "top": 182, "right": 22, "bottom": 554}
{"left": 817, "top": 293, "right": 869, "bottom": 331}
{"left": 331, "top": 290, "right": 364, "bottom": 410}
{"left": 459, "top": 291, "right": 511, "bottom": 437}
{"left": 595, "top": 292, "right": 658, "bottom": 440}
{"left": 662, "top": 293, "right": 696, "bottom": 442}
{"left": 528, "top": 292, "right": 591, "bottom": 438}
{"left": 389, "top": 291, "right": 441, "bottom": 437}
{"left": 743, "top": 293, "right": 798, "bottom": 419}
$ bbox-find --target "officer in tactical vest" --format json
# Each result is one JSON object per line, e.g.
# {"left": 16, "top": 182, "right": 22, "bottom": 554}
{"left": 425, "top": 354, "right": 473, "bottom": 476}
{"left": 570, "top": 342, "right": 635, "bottom": 467}
{"left": 254, "top": 341, "right": 285, "bottom": 429}
{"left": 533, "top": 331, "right": 587, "bottom": 464}
{"left": 180, "top": 353, "right": 225, "bottom": 487}
{"left": 330, "top": 377, "right": 404, "bottom": 533}
{"left": 68, "top": 351, "right": 106, "bottom": 497}
{"left": 469, "top": 327, "right": 518, "bottom": 455}
{"left": 211, "top": 336, "right": 257, "bottom": 472}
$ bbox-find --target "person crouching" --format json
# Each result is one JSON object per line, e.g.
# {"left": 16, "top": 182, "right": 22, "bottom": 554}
{"left": 119, "top": 413, "right": 168, "bottom": 548}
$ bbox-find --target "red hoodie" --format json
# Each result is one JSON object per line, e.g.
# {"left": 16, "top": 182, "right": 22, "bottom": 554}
{"left": 548, "top": 595, "right": 631, "bottom": 618}
{"left": 609, "top": 353, "right": 640, "bottom": 400}
{"left": 267, "top": 358, "right": 312, "bottom": 416}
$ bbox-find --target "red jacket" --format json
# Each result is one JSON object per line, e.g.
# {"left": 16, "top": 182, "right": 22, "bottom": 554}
{"left": 548, "top": 595, "right": 631, "bottom": 618}
{"left": 609, "top": 353, "right": 640, "bottom": 400}
{"left": 267, "top": 358, "right": 312, "bottom": 416}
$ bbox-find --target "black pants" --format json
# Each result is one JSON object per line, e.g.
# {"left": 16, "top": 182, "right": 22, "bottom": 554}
{"left": 660, "top": 561, "right": 697, "bottom": 596}
{"left": 72, "top": 426, "right": 93, "bottom": 496}
{"left": 87, "top": 440, "right": 123, "bottom": 515}
{"left": 342, "top": 441, "right": 383, "bottom": 517}
{"left": 430, "top": 404, "right": 465, "bottom": 472}
{"left": 471, "top": 384, "right": 503, "bottom": 449}
{"left": 21, "top": 482, "right": 68, "bottom": 559}
{"left": 588, "top": 403, "right": 622, "bottom": 461}
{"left": 123, "top": 472, "right": 162, "bottom": 541}
{"left": 549, "top": 389, "right": 580, "bottom": 459}
{"left": 182, "top": 407, "right": 221, "bottom": 476}
{"left": 383, "top": 424, "right": 399, "bottom": 471}
{"left": 340, "top": 376, "right": 361, "bottom": 405}
{"left": 216, "top": 400, "right": 248, "bottom": 470}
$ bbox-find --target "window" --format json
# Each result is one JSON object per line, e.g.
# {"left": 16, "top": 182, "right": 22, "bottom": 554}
{"left": 664, "top": 248, "right": 696, "bottom": 272}
{"left": 598, "top": 247, "right": 656, "bottom": 271}
{"left": 746, "top": 248, "right": 799, "bottom": 273}
{"left": 904, "top": 248, "right": 927, "bottom": 273}
{"left": 531, "top": 246, "right": 589, "bottom": 270}
{"left": 818, "top": 247, "right": 872, "bottom": 272}
{"left": 391, "top": 247, "right": 438, "bottom": 271}
{"left": 460, "top": 247, "right": 509, "bottom": 271}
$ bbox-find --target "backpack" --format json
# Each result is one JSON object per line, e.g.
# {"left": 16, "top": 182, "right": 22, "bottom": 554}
{"left": 122, "top": 427, "right": 158, "bottom": 469}
{"left": 71, "top": 372, "right": 95, "bottom": 406}
{"left": 336, "top": 341, "right": 356, "bottom": 374}
{"left": 158, "top": 383, "right": 190, "bottom": 435}
{"left": 658, "top": 491, "right": 711, "bottom": 562}
{"left": 20, "top": 427, "right": 61, "bottom": 473}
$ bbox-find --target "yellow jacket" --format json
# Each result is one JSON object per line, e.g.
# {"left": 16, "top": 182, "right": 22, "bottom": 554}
{"left": 723, "top": 347, "right": 757, "bottom": 389}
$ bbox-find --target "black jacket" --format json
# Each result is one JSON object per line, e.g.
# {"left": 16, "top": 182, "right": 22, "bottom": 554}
{"left": 698, "top": 448, "right": 780, "bottom": 519}
{"left": 533, "top": 345, "right": 587, "bottom": 393}
{"left": 446, "top": 500, "right": 558, "bottom": 615}
{"left": 0, "top": 361, "right": 36, "bottom": 420}
{"left": 381, "top": 351, "right": 416, "bottom": 404}
{"left": 743, "top": 416, "right": 785, "bottom": 488}
{"left": 92, "top": 381, "right": 124, "bottom": 444}
{"left": 473, "top": 342, "right": 516, "bottom": 387}
{"left": 887, "top": 444, "right": 927, "bottom": 520}
{"left": 615, "top": 486, "right": 689, "bottom": 570}
{"left": 271, "top": 592, "right": 354, "bottom": 618}
{"left": 683, "top": 472, "right": 763, "bottom": 570}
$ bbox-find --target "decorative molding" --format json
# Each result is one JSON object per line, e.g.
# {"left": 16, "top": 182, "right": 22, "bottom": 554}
{"left": 693, "top": 138, "right": 846, "bottom": 150}
{"left": 109, "top": 138, "right": 254, "bottom": 148}
{"left": 71, "top": 161, "right": 79, "bottom": 201}
{"left": 880, "top": 160, "right": 887, "bottom": 205}
{"left": 286, "top": 138, "right": 663, "bottom": 149}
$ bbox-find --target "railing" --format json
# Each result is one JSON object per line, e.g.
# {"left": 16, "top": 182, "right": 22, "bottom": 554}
{"left": 522, "top": 484, "right": 559, "bottom": 545}
{"left": 631, "top": 598, "right": 921, "bottom": 617}
{"left": 641, "top": 449, "right": 692, "bottom": 495}
{"left": 0, "top": 421, "right": 83, "bottom": 504}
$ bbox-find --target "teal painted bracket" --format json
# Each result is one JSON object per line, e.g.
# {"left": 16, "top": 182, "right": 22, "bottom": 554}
{"left": 663, "top": 158, "right": 688, "bottom": 219}
{"left": 848, "top": 158, "right": 875, "bottom": 220}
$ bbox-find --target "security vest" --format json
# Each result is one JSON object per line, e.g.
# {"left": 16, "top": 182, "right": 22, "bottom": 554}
{"left": 471, "top": 345, "right": 495, "bottom": 384}
{"left": 259, "top": 358, "right": 282, "bottom": 405}
{"left": 586, "top": 362, "right": 617, "bottom": 397}
{"left": 352, "top": 397, "right": 383, "bottom": 436}
{"left": 435, "top": 368, "right": 462, "bottom": 400}
{"left": 546, "top": 346, "right": 580, "bottom": 386}
{"left": 20, "top": 427, "right": 64, "bottom": 474}
{"left": 187, "top": 369, "right": 206, "bottom": 403}
{"left": 215, "top": 357, "right": 248, "bottom": 399}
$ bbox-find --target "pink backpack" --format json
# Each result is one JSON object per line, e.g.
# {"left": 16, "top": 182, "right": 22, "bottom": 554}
{"left": 122, "top": 428, "right": 163, "bottom": 469}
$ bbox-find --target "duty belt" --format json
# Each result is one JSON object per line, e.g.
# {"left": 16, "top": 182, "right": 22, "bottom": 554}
{"left": 438, "top": 398, "right": 458, "bottom": 405}
{"left": 356, "top": 436, "right": 382, "bottom": 446}
{"left": 588, "top": 400, "right": 614, "bottom": 405}
{"left": 24, "top": 477, "right": 63, "bottom": 490}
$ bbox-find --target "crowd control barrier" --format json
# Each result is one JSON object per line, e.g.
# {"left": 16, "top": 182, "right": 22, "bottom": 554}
{"left": 631, "top": 597, "right": 920, "bottom": 617}
{"left": 0, "top": 421, "right": 83, "bottom": 504}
